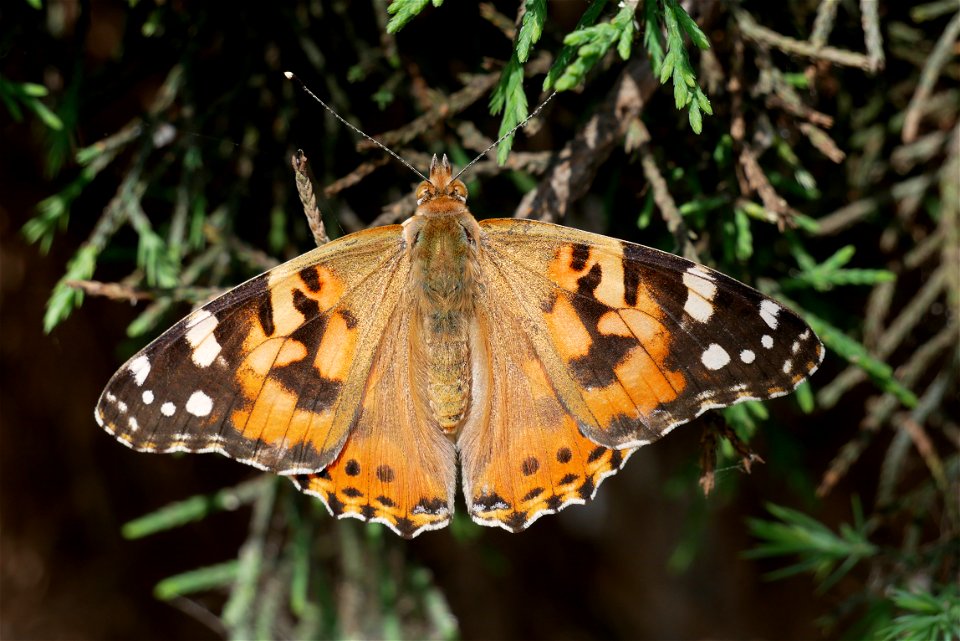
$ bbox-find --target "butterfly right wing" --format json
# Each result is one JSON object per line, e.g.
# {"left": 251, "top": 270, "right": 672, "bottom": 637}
{"left": 96, "top": 225, "right": 409, "bottom": 474}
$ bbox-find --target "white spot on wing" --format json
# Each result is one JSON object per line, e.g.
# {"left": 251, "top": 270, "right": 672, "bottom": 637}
{"left": 128, "top": 417, "right": 139, "bottom": 432}
{"left": 185, "top": 310, "right": 222, "bottom": 368}
{"left": 160, "top": 402, "right": 176, "bottom": 417}
{"left": 701, "top": 344, "right": 731, "bottom": 370}
{"left": 117, "top": 401, "right": 128, "bottom": 413}
{"left": 782, "top": 359, "right": 793, "bottom": 374}
{"left": 128, "top": 356, "right": 151, "bottom": 386}
{"left": 682, "top": 268, "right": 717, "bottom": 323}
{"left": 191, "top": 335, "right": 222, "bottom": 368}
{"left": 689, "top": 265, "right": 714, "bottom": 280}
{"left": 142, "top": 390, "right": 154, "bottom": 404}
{"left": 760, "top": 300, "right": 781, "bottom": 329}
{"left": 761, "top": 334, "right": 774, "bottom": 349}
{"left": 186, "top": 390, "right": 213, "bottom": 417}
{"left": 791, "top": 340, "right": 800, "bottom": 354}
{"left": 740, "top": 349, "right": 756, "bottom": 364}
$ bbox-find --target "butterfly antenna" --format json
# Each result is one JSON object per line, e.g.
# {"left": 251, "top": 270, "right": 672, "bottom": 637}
{"left": 284, "top": 71, "right": 429, "bottom": 182}
{"left": 452, "top": 91, "right": 557, "bottom": 182}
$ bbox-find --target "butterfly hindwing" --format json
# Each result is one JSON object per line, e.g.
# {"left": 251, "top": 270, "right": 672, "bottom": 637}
{"left": 96, "top": 225, "right": 408, "bottom": 474}
{"left": 458, "top": 260, "right": 638, "bottom": 532}
{"left": 293, "top": 296, "right": 458, "bottom": 538}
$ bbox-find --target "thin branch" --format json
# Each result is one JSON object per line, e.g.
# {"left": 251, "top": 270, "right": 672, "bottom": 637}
{"left": 810, "top": 0, "right": 841, "bottom": 48}
{"left": 734, "top": 8, "right": 875, "bottom": 71}
{"left": 903, "top": 10, "right": 960, "bottom": 142}
{"left": 859, "top": 0, "right": 885, "bottom": 73}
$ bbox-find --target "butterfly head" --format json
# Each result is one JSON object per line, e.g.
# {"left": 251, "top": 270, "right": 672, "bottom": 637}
{"left": 416, "top": 154, "right": 468, "bottom": 215}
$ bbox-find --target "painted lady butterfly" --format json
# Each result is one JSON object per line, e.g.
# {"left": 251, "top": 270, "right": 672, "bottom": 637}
{"left": 96, "top": 154, "right": 823, "bottom": 538}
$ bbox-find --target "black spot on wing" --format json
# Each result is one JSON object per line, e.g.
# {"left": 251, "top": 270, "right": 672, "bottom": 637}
{"left": 505, "top": 511, "right": 529, "bottom": 531}
{"left": 394, "top": 517, "right": 416, "bottom": 538}
{"left": 521, "top": 457, "right": 540, "bottom": 476}
{"left": 376, "top": 465, "right": 395, "bottom": 483}
{"left": 257, "top": 296, "right": 275, "bottom": 336}
{"left": 376, "top": 495, "right": 395, "bottom": 507}
{"left": 326, "top": 492, "right": 345, "bottom": 515}
{"left": 414, "top": 497, "right": 447, "bottom": 514}
{"left": 299, "top": 266, "right": 322, "bottom": 292}
{"left": 473, "top": 492, "right": 510, "bottom": 511}
{"left": 577, "top": 476, "right": 596, "bottom": 500}
{"left": 622, "top": 252, "right": 643, "bottom": 307}
{"left": 609, "top": 448, "right": 624, "bottom": 469}
{"left": 340, "top": 309, "right": 358, "bottom": 329}
{"left": 263, "top": 307, "right": 344, "bottom": 413}
{"left": 570, "top": 243, "right": 590, "bottom": 271}
{"left": 345, "top": 459, "right": 360, "bottom": 476}
{"left": 522, "top": 487, "right": 544, "bottom": 502}
{"left": 564, "top": 262, "right": 637, "bottom": 389}
{"left": 292, "top": 288, "right": 320, "bottom": 318}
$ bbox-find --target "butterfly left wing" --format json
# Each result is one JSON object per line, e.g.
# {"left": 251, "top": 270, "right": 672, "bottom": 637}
{"left": 478, "top": 218, "right": 824, "bottom": 451}
{"left": 95, "top": 225, "right": 409, "bottom": 474}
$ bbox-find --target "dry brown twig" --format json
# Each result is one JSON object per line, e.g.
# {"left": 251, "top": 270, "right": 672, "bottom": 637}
{"left": 903, "top": 10, "right": 960, "bottom": 143}
{"left": 291, "top": 150, "right": 329, "bottom": 247}
{"left": 322, "top": 156, "right": 391, "bottom": 198}
{"left": 734, "top": 7, "right": 875, "bottom": 71}
{"left": 66, "top": 279, "right": 153, "bottom": 302}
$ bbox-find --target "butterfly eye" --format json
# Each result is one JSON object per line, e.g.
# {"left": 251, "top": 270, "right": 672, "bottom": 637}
{"left": 416, "top": 183, "right": 433, "bottom": 205}
{"left": 450, "top": 181, "right": 468, "bottom": 202}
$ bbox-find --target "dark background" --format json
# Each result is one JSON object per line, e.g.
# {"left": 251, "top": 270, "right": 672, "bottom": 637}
{"left": 2, "top": 1, "right": 955, "bottom": 639}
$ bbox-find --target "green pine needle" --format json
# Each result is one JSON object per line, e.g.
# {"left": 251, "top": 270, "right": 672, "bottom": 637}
{"left": 880, "top": 585, "right": 960, "bottom": 641}
{"left": 517, "top": 0, "right": 547, "bottom": 63}
{"left": 122, "top": 477, "right": 273, "bottom": 539}
{"left": 489, "top": 55, "right": 528, "bottom": 166}
{"left": 746, "top": 498, "right": 877, "bottom": 592}
{"left": 553, "top": 3, "right": 638, "bottom": 92}
{"left": 386, "top": 0, "right": 443, "bottom": 34}
{"left": 154, "top": 561, "right": 240, "bottom": 600}
{"left": 543, "top": 0, "right": 610, "bottom": 91}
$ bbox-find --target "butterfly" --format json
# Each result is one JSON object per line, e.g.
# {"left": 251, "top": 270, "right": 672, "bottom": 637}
{"left": 96, "top": 154, "right": 823, "bottom": 538}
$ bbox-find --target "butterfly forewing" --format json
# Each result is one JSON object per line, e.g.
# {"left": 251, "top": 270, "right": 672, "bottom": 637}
{"left": 478, "top": 218, "right": 824, "bottom": 450}
{"left": 96, "top": 225, "right": 408, "bottom": 474}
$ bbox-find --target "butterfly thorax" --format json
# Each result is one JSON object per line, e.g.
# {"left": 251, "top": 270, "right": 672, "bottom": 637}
{"left": 403, "top": 155, "right": 482, "bottom": 435}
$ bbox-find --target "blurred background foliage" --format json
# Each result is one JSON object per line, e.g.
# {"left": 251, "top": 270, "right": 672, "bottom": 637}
{"left": 2, "top": 0, "right": 957, "bottom": 639}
